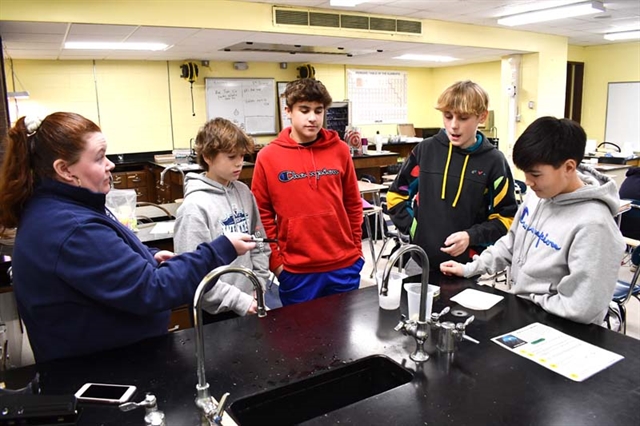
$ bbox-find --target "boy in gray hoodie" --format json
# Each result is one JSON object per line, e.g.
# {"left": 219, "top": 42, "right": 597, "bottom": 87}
{"left": 174, "top": 118, "right": 271, "bottom": 319}
{"left": 441, "top": 117, "right": 625, "bottom": 325}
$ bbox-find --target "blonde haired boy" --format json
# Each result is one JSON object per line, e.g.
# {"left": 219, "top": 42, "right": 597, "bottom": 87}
{"left": 387, "top": 80, "right": 518, "bottom": 267}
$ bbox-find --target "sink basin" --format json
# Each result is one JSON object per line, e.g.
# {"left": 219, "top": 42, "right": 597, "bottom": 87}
{"left": 229, "top": 355, "right": 412, "bottom": 425}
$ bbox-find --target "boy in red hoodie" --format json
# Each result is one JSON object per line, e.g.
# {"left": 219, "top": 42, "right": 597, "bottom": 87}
{"left": 252, "top": 78, "right": 364, "bottom": 306}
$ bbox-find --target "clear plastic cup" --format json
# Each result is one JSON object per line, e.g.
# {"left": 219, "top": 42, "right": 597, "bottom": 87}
{"left": 376, "top": 271, "right": 406, "bottom": 310}
{"left": 404, "top": 283, "right": 435, "bottom": 321}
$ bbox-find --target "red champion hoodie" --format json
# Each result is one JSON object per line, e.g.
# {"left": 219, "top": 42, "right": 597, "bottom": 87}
{"left": 252, "top": 128, "right": 363, "bottom": 274}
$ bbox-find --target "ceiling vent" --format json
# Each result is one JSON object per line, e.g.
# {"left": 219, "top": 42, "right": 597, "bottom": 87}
{"left": 273, "top": 6, "right": 422, "bottom": 35}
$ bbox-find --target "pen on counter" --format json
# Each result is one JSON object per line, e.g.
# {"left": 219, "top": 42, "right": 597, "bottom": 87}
{"left": 250, "top": 236, "right": 278, "bottom": 243}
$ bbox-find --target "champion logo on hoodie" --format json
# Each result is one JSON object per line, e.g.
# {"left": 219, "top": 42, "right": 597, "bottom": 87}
{"left": 519, "top": 206, "right": 561, "bottom": 250}
{"left": 278, "top": 168, "right": 340, "bottom": 183}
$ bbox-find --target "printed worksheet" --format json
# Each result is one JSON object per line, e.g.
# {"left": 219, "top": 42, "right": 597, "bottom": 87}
{"left": 492, "top": 322, "right": 624, "bottom": 382}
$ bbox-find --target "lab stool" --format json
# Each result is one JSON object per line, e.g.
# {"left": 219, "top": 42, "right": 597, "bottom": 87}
{"left": 363, "top": 206, "right": 384, "bottom": 280}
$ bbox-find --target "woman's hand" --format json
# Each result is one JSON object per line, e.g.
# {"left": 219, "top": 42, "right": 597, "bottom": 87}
{"left": 154, "top": 250, "right": 176, "bottom": 263}
{"left": 440, "top": 260, "right": 464, "bottom": 277}
{"left": 224, "top": 233, "right": 257, "bottom": 255}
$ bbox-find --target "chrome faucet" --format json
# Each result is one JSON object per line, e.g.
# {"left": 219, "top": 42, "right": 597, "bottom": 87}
{"left": 380, "top": 244, "right": 431, "bottom": 363}
{"left": 193, "top": 265, "right": 267, "bottom": 425}
{"left": 159, "top": 164, "right": 185, "bottom": 186}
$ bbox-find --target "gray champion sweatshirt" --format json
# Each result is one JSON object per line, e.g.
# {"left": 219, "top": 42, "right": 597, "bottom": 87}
{"left": 174, "top": 173, "right": 271, "bottom": 315}
{"left": 462, "top": 164, "right": 626, "bottom": 324}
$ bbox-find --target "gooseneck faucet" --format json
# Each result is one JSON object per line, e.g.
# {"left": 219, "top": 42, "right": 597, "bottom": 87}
{"left": 193, "top": 265, "right": 267, "bottom": 425}
{"left": 159, "top": 164, "right": 185, "bottom": 186}
{"left": 380, "top": 244, "right": 431, "bottom": 363}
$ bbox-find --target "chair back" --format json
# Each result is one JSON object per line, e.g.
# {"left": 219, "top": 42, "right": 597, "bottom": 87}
{"left": 514, "top": 180, "right": 527, "bottom": 205}
{"left": 616, "top": 245, "right": 640, "bottom": 304}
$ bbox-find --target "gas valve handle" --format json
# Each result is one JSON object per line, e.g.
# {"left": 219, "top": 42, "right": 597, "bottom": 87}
{"left": 119, "top": 393, "right": 157, "bottom": 412}
{"left": 394, "top": 314, "right": 408, "bottom": 332}
{"left": 431, "top": 306, "right": 450, "bottom": 321}
{"left": 456, "top": 315, "right": 479, "bottom": 344}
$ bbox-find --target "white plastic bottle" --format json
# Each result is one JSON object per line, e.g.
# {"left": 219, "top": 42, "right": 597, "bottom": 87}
{"left": 375, "top": 131, "right": 383, "bottom": 153}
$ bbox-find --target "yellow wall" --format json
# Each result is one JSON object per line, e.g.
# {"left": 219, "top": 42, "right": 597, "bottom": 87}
{"left": 4, "top": 59, "right": 299, "bottom": 153}
{"left": 579, "top": 42, "right": 640, "bottom": 143}
{"left": 15, "top": 45, "right": 620, "bottom": 158}
{"left": 5, "top": 58, "right": 502, "bottom": 153}
{"left": 2, "top": 0, "right": 574, "bottom": 154}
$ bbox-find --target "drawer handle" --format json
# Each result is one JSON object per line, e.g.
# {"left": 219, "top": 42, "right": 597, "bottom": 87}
{"left": 113, "top": 177, "right": 122, "bottom": 184}
{"left": 168, "top": 325, "right": 180, "bottom": 332}
{"left": 130, "top": 176, "right": 142, "bottom": 183}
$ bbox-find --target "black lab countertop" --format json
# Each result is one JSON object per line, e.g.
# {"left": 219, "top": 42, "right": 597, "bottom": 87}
{"left": 2, "top": 275, "right": 639, "bottom": 425}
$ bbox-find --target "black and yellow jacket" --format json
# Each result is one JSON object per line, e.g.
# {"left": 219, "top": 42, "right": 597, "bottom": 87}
{"left": 387, "top": 129, "right": 517, "bottom": 267}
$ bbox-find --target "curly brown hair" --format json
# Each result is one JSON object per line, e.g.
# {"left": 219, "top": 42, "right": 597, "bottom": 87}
{"left": 284, "top": 78, "right": 332, "bottom": 109}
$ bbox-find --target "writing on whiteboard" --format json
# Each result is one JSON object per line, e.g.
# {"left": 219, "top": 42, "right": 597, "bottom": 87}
{"left": 205, "top": 78, "right": 277, "bottom": 135}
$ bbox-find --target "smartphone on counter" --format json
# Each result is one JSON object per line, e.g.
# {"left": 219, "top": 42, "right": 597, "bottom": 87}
{"left": 74, "top": 383, "right": 137, "bottom": 404}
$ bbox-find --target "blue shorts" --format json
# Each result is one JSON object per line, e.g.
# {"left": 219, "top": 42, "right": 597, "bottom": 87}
{"left": 278, "top": 258, "right": 364, "bottom": 306}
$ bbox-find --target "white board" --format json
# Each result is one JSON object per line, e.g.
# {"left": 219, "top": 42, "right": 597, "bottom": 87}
{"left": 205, "top": 78, "right": 277, "bottom": 135}
{"left": 604, "top": 81, "right": 640, "bottom": 152}
{"left": 347, "top": 69, "right": 408, "bottom": 125}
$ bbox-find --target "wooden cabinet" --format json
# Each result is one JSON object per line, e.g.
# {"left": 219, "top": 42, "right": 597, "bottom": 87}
{"left": 168, "top": 305, "right": 192, "bottom": 332}
{"left": 112, "top": 166, "right": 152, "bottom": 202}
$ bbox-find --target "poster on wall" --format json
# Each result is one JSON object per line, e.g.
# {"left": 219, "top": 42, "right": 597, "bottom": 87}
{"left": 347, "top": 69, "right": 408, "bottom": 125}
{"left": 277, "top": 81, "right": 291, "bottom": 131}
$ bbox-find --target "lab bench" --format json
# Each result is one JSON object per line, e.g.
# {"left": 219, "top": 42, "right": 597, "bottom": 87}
{"left": 1, "top": 276, "right": 638, "bottom": 425}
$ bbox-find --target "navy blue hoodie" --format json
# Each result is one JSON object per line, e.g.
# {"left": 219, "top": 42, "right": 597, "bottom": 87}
{"left": 12, "top": 179, "right": 236, "bottom": 362}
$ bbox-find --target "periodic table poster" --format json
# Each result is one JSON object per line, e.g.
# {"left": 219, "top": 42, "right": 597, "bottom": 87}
{"left": 347, "top": 69, "right": 408, "bottom": 125}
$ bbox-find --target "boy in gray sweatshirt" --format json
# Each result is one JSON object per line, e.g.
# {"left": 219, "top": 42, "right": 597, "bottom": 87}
{"left": 174, "top": 118, "right": 270, "bottom": 318}
{"left": 441, "top": 117, "right": 625, "bottom": 324}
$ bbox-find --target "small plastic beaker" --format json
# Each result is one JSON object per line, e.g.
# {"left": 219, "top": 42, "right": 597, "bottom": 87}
{"left": 404, "top": 283, "right": 435, "bottom": 321}
{"left": 376, "top": 271, "right": 406, "bottom": 310}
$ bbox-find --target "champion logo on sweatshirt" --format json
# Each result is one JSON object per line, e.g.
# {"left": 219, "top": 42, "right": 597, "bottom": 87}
{"left": 519, "top": 206, "right": 561, "bottom": 251}
{"left": 278, "top": 168, "right": 340, "bottom": 183}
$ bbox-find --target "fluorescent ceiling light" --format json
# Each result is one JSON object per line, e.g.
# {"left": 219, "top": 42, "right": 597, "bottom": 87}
{"left": 394, "top": 54, "right": 458, "bottom": 63}
{"left": 330, "top": 0, "right": 368, "bottom": 6}
{"left": 604, "top": 30, "right": 640, "bottom": 41}
{"left": 64, "top": 42, "right": 170, "bottom": 51}
{"left": 497, "top": 1, "right": 605, "bottom": 26}
{"left": 7, "top": 91, "right": 30, "bottom": 99}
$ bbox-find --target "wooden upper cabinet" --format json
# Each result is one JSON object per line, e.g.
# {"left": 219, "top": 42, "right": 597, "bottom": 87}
{"left": 111, "top": 168, "right": 151, "bottom": 202}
